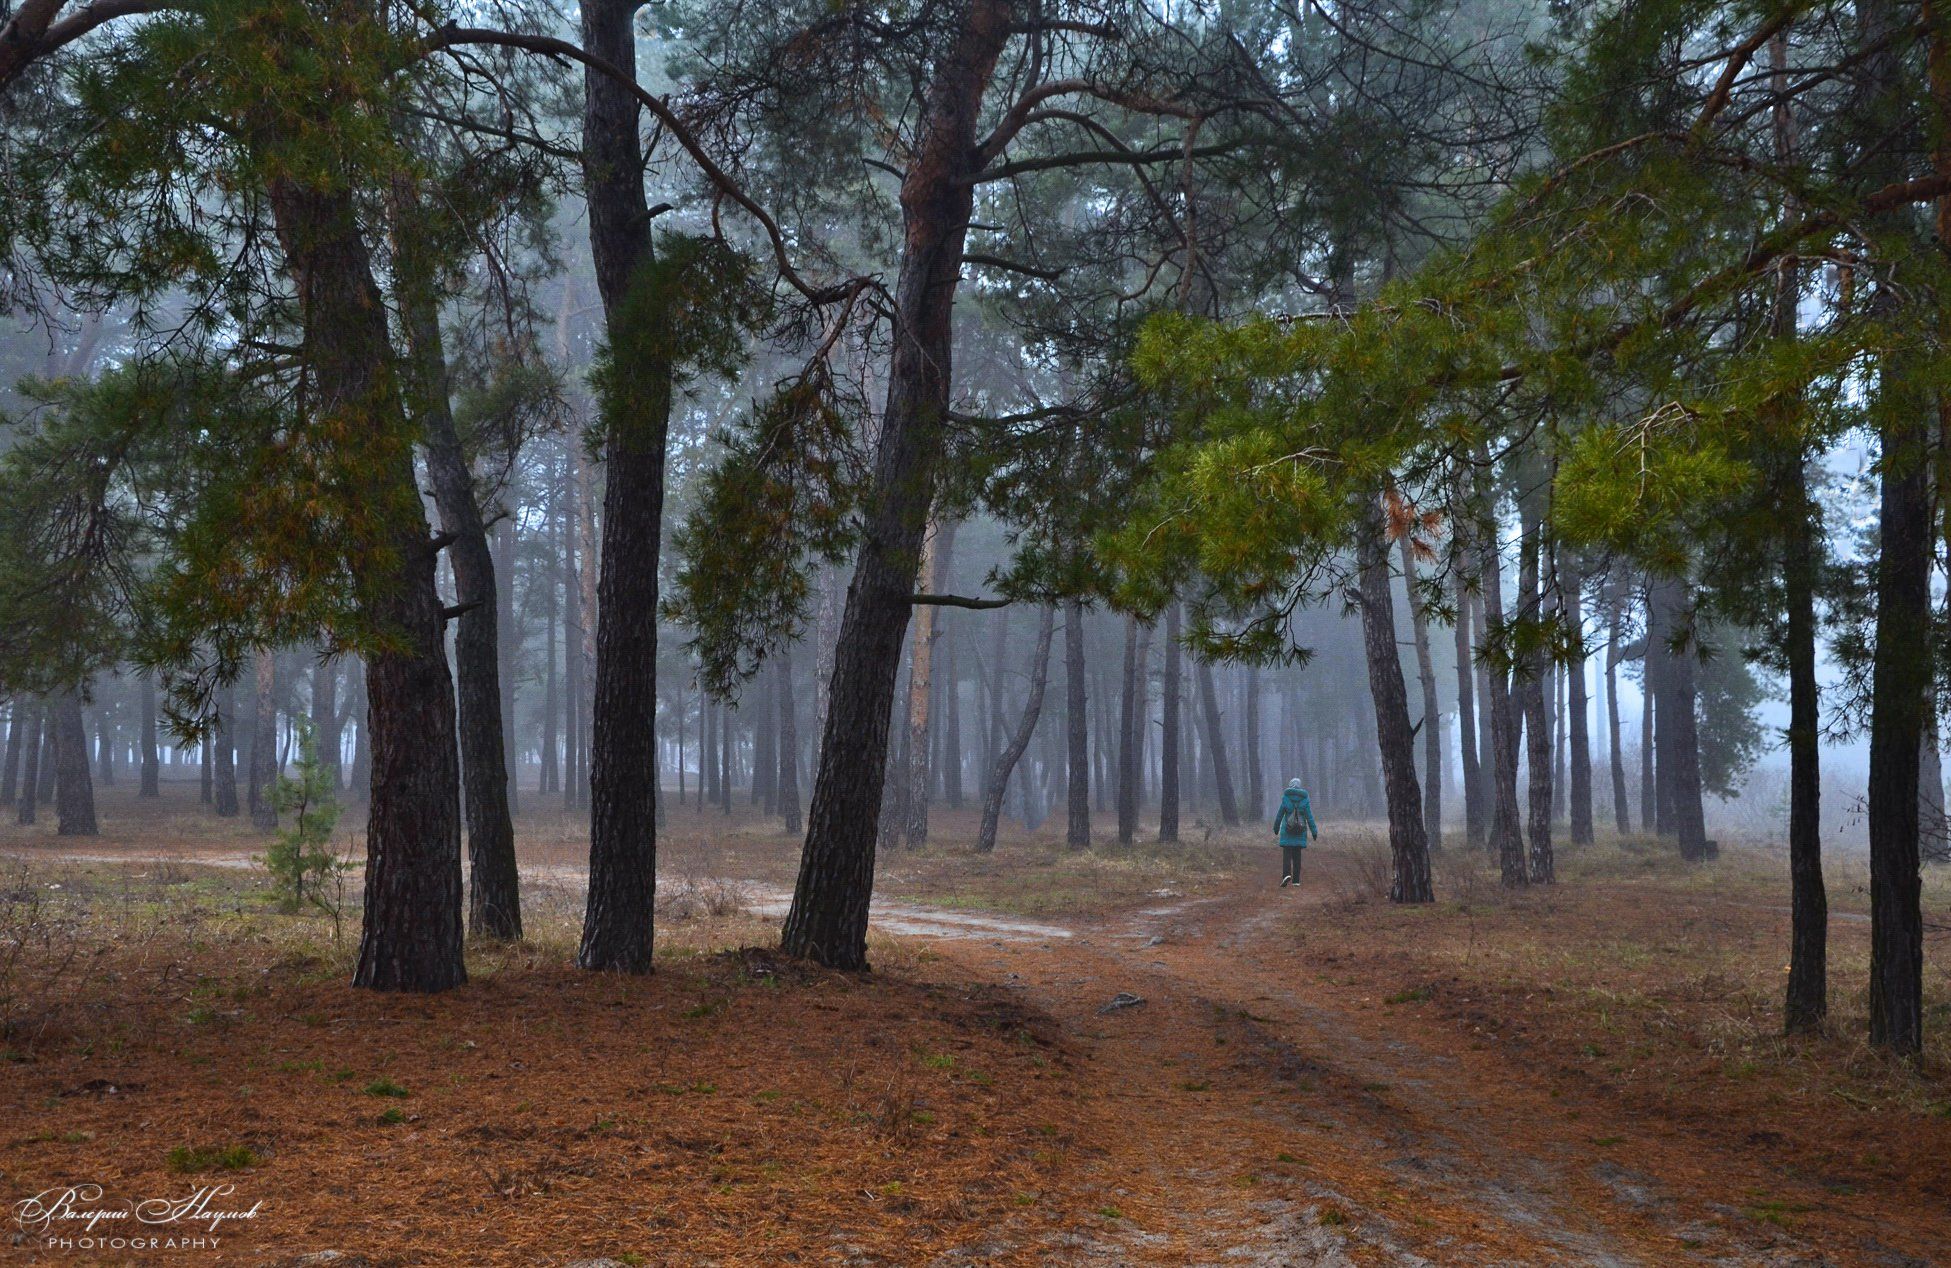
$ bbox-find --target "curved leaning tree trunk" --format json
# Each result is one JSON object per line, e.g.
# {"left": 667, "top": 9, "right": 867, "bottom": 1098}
{"left": 578, "top": 0, "right": 673, "bottom": 974}
{"left": 264, "top": 172, "right": 466, "bottom": 993}
{"left": 1356, "top": 495, "right": 1432, "bottom": 903}
{"left": 392, "top": 181, "right": 522, "bottom": 943}
{"left": 977, "top": 607, "right": 1055, "bottom": 854}
{"left": 781, "top": 0, "right": 1015, "bottom": 969}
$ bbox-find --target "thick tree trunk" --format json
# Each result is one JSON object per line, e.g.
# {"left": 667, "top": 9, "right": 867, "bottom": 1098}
{"left": 495, "top": 518, "right": 519, "bottom": 815}
{"left": 1064, "top": 599, "right": 1090, "bottom": 847}
{"left": 248, "top": 648, "right": 279, "bottom": 831}
{"left": 1117, "top": 616, "right": 1140, "bottom": 843}
{"left": 978, "top": 607, "right": 1055, "bottom": 854}
{"left": 1400, "top": 530, "right": 1443, "bottom": 851}
{"left": 1159, "top": 601, "right": 1182, "bottom": 842}
{"left": 1356, "top": 497, "right": 1432, "bottom": 902}
{"left": 576, "top": 0, "right": 673, "bottom": 973}
{"left": 53, "top": 690, "right": 95, "bottom": 836}
{"left": 392, "top": 192, "right": 522, "bottom": 942}
{"left": 1518, "top": 502, "right": 1553, "bottom": 884}
{"left": 263, "top": 167, "right": 464, "bottom": 992}
{"left": 138, "top": 674, "right": 160, "bottom": 798}
{"left": 783, "top": 0, "right": 1014, "bottom": 968}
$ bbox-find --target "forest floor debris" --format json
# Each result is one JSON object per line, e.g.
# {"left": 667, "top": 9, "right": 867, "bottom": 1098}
{"left": 2, "top": 791, "right": 1950, "bottom": 1263}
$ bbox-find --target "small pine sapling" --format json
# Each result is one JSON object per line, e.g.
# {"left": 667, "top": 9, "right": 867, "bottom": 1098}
{"left": 262, "top": 717, "right": 345, "bottom": 928}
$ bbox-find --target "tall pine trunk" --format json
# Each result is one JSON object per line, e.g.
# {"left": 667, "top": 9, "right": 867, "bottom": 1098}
{"left": 577, "top": 0, "right": 674, "bottom": 974}
{"left": 784, "top": 0, "right": 1014, "bottom": 968}
{"left": 393, "top": 186, "right": 522, "bottom": 941}
{"left": 263, "top": 168, "right": 465, "bottom": 992}
{"left": 1356, "top": 497, "right": 1432, "bottom": 902}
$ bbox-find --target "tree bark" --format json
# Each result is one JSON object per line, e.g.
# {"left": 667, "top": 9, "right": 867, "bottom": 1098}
{"left": 1117, "top": 616, "right": 1140, "bottom": 843}
{"left": 1064, "top": 598, "right": 1090, "bottom": 847}
{"left": 783, "top": 0, "right": 1014, "bottom": 968}
{"left": 263, "top": 161, "right": 465, "bottom": 992}
{"left": 392, "top": 188, "right": 522, "bottom": 941}
{"left": 978, "top": 607, "right": 1054, "bottom": 854}
{"left": 1453, "top": 551, "right": 1484, "bottom": 848}
{"left": 575, "top": 0, "right": 674, "bottom": 973}
{"left": 1159, "top": 601, "right": 1182, "bottom": 842}
{"left": 1244, "top": 667, "right": 1264, "bottom": 823}
{"left": 53, "top": 689, "right": 95, "bottom": 836}
{"left": 1400, "top": 529, "right": 1443, "bottom": 851}
{"left": 1769, "top": 27, "right": 1826, "bottom": 1033}
{"left": 1356, "top": 496, "right": 1432, "bottom": 902}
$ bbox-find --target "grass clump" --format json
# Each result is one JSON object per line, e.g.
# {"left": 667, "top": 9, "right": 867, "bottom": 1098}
{"left": 167, "top": 1144, "right": 257, "bottom": 1173}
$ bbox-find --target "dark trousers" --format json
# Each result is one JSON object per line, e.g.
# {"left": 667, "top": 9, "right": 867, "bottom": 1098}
{"left": 1281, "top": 845, "right": 1304, "bottom": 883}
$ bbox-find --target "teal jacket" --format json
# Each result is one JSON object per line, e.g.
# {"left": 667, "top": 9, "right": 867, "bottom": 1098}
{"left": 1274, "top": 788, "right": 1318, "bottom": 846}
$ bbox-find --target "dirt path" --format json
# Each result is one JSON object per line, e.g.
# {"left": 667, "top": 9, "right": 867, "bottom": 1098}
{"left": 916, "top": 874, "right": 1934, "bottom": 1266}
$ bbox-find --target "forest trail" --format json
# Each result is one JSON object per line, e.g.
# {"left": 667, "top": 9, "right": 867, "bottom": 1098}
{"left": 907, "top": 868, "right": 1938, "bottom": 1267}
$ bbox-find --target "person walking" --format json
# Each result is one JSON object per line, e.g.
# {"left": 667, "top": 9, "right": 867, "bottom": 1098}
{"left": 1273, "top": 778, "right": 1318, "bottom": 888}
